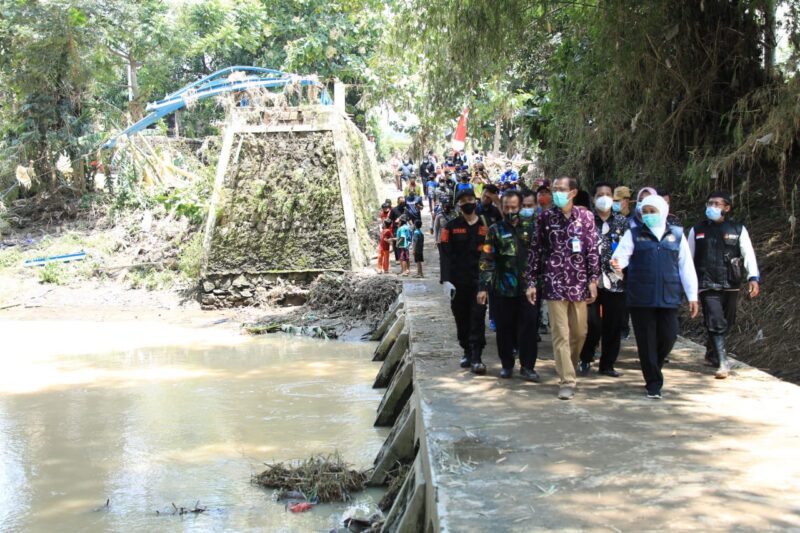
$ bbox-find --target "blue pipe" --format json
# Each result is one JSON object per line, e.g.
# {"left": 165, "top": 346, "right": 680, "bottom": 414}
{"left": 103, "top": 67, "right": 331, "bottom": 149}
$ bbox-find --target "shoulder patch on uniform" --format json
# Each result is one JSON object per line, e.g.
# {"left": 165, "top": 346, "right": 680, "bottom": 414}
{"left": 478, "top": 226, "right": 488, "bottom": 236}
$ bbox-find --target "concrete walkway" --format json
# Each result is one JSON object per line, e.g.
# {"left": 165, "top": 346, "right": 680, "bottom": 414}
{"left": 402, "top": 222, "right": 800, "bottom": 532}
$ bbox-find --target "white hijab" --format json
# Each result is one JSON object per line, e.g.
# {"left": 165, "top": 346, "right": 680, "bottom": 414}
{"left": 640, "top": 194, "right": 670, "bottom": 240}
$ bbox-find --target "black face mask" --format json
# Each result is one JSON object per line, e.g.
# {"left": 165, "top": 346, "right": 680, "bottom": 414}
{"left": 505, "top": 212, "right": 520, "bottom": 224}
{"left": 460, "top": 202, "right": 477, "bottom": 215}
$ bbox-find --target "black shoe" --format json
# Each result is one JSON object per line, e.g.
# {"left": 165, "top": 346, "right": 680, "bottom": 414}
{"left": 599, "top": 368, "right": 621, "bottom": 378}
{"left": 577, "top": 361, "right": 590, "bottom": 376}
{"left": 459, "top": 354, "right": 471, "bottom": 368}
{"left": 499, "top": 368, "right": 513, "bottom": 379}
{"left": 663, "top": 357, "right": 670, "bottom": 364}
{"left": 471, "top": 362, "right": 487, "bottom": 375}
{"left": 519, "top": 367, "right": 540, "bottom": 382}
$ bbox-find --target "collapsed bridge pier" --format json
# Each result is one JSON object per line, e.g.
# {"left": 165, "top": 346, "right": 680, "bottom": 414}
{"left": 200, "top": 106, "right": 382, "bottom": 308}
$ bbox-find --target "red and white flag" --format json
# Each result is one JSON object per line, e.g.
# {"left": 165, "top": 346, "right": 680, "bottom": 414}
{"left": 451, "top": 107, "right": 469, "bottom": 151}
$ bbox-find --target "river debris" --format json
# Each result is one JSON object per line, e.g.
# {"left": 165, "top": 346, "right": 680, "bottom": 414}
{"left": 91, "top": 498, "right": 110, "bottom": 512}
{"left": 253, "top": 453, "right": 368, "bottom": 503}
{"left": 155, "top": 501, "right": 208, "bottom": 516}
{"left": 338, "top": 502, "right": 384, "bottom": 532}
{"left": 288, "top": 501, "right": 314, "bottom": 513}
{"left": 378, "top": 463, "right": 410, "bottom": 512}
{"left": 245, "top": 273, "right": 401, "bottom": 339}
{"left": 244, "top": 323, "right": 336, "bottom": 339}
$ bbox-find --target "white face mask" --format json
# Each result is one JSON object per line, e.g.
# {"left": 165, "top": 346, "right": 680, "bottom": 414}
{"left": 594, "top": 195, "right": 613, "bottom": 212}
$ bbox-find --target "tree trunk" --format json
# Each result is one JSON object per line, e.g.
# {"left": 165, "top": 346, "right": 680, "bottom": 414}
{"left": 492, "top": 115, "right": 502, "bottom": 156}
{"left": 764, "top": 0, "right": 776, "bottom": 79}
{"left": 127, "top": 56, "right": 143, "bottom": 122}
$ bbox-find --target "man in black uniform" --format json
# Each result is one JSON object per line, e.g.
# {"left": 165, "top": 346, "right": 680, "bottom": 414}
{"left": 419, "top": 154, "right": 435, "bottom": 182}
{"left": 478, "top": 184, "right": 502, "bottom": 226}
{"left": 688, "top": 191, "right": 761, "bottom": 379}
{"left": 440, "top": 189, "right": 489, "bottom": 374}
{"left": 478, "top": 190, "right": 540, "bottom": 380}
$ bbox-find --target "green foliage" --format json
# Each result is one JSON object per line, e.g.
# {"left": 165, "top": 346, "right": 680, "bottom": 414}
{"left": 127, "top": 267, "right": 177, "bottom": 291}
{"left": 380, "top": 0, "right": 800, "bottom": 208}
{"left": 38, "top": 263, "right": 64, "bottom": 285}
{"left": 178, "top": 232, "right": 205, "bottom": 280}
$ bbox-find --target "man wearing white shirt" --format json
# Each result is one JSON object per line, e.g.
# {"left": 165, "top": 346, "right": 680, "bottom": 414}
{"left": 611, "top": 195, "right": 699, "bottom": 399}
{"left": 687, "top": 191, "right": 760, "bottom": 379}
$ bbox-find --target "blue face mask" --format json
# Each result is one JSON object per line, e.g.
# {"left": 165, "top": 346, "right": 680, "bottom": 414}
{"left": 520, "top": 207, "right": 535, "bottom": 218}
{"left": 706, "top": 206, "right": 723, "bottom": 221}
{"left": 635, "top": 204, "right": 643, "bottom": 215}
{"left": 553, "top": 191, "right": 570, "bottom": 208}
{"left": 642, "top": 213, "right": 661, "bottom": 229}
{"left": 612, "top": 201, "right": 622, "bottom": 213}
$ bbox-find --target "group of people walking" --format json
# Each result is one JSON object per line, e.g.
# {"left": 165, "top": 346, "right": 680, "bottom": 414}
{"left": 433, "top": 166, "right": 760, "bottom": 400}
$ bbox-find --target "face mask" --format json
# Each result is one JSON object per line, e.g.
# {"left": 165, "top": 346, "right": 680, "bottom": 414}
{"left": 460, "top": 202, "right": 477, "bottom": 215}
{"left": 612, "top": 201, "right": 622, "bottom": 213}
{"left": 520, "top": 207, "right": 535, "bottom": 218}
{"left": 505, "top": 212, "right": 520, "bottom": 224}
{"left": 642, "top": 213, "right": 661, "bottom": 229}
{"left": 553, "top": 191, "right": 570, "bottom": 208}
{"left": 594, "top": 196, "right": 613, "bottom": 212}
{"left": 706, "top": 206, "right": 723, "bottom": 221}
{"left": 636, "top": 204, "right": 643, "bottom": 215}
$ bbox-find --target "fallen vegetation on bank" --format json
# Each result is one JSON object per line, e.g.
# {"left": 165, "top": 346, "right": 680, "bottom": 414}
{"left": 245, "top": 272, "right": 401, "bottom": 339}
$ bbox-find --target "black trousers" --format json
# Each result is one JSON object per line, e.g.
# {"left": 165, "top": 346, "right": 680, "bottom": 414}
{"left": 580, "top": 289, "right": 626, "bottom": 370}
{"left": 630, "top": 307, "right": 679, "bottom": 395}
{"left": 451, "top": 284, "right": 487, "bottom": 353}
{"left": 700, "top": 290, "right": 739, "bottom": 335}
{"left": 493, "top": 293, "right": 539, "bottom": 370}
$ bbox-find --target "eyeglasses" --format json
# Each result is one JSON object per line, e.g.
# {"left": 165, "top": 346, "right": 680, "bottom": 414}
{"left": 706, "top": 200, "right": 726, "bottom": 208}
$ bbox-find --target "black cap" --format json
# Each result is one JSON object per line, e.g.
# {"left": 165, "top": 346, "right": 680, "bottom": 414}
{"left": 708, "top": 190, "right": 732, "bottom": 206}
{"left": 455, "top": 188, "right": 476, "bottom": 202}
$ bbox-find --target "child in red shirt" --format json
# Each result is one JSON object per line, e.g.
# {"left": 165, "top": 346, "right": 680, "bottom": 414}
{"left": 377, "top": 219, "right": 393, "bottom": 273}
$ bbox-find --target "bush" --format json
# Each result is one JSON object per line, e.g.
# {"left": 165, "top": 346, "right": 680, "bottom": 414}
{"left": 38, "top": 263, "right": 64, "bottom": 285}
{"left": 178, "top": 232, "right": 204, "bottom": 280}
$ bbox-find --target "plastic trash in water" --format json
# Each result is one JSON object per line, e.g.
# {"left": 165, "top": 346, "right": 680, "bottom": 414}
{"left": 288, "top": 502, "right": 314, "bottom": 513}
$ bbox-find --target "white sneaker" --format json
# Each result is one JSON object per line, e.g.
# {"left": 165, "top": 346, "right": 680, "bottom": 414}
{"left": 558, "top": 387, "right": 575, "bottom": 400}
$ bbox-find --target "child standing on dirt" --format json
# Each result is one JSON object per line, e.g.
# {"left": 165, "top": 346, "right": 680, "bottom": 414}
{"left": 377, "top": 219, "right": 393, "bottom": 274}
{"left": 395, "top": 217, "right": 412, "bottom": 276}
{"left": 412, "top": 219, "right": 425, "bottom": 278}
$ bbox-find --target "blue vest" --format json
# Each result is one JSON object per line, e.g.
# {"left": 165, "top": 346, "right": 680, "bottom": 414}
{"left": 627, "top": 225, "right": 684, "bottom": 308}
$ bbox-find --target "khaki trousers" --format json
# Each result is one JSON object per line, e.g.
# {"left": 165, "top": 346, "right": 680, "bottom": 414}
{"left": 547, "top": 300, "right": 588, "bottom": 386}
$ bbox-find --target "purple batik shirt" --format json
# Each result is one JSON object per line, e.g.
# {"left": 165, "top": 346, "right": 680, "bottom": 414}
{"left": 527, "top": 205, "right": 600, "bottom": 301}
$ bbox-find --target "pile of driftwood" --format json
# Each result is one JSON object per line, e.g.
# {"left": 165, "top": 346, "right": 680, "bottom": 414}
{"left": 253, "top": 454, "right": 367, "bottom": 503}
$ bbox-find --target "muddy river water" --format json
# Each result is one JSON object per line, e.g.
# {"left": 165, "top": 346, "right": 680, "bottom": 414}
{"left": 0, "top": 319, "right": 387, "bottom": 532}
